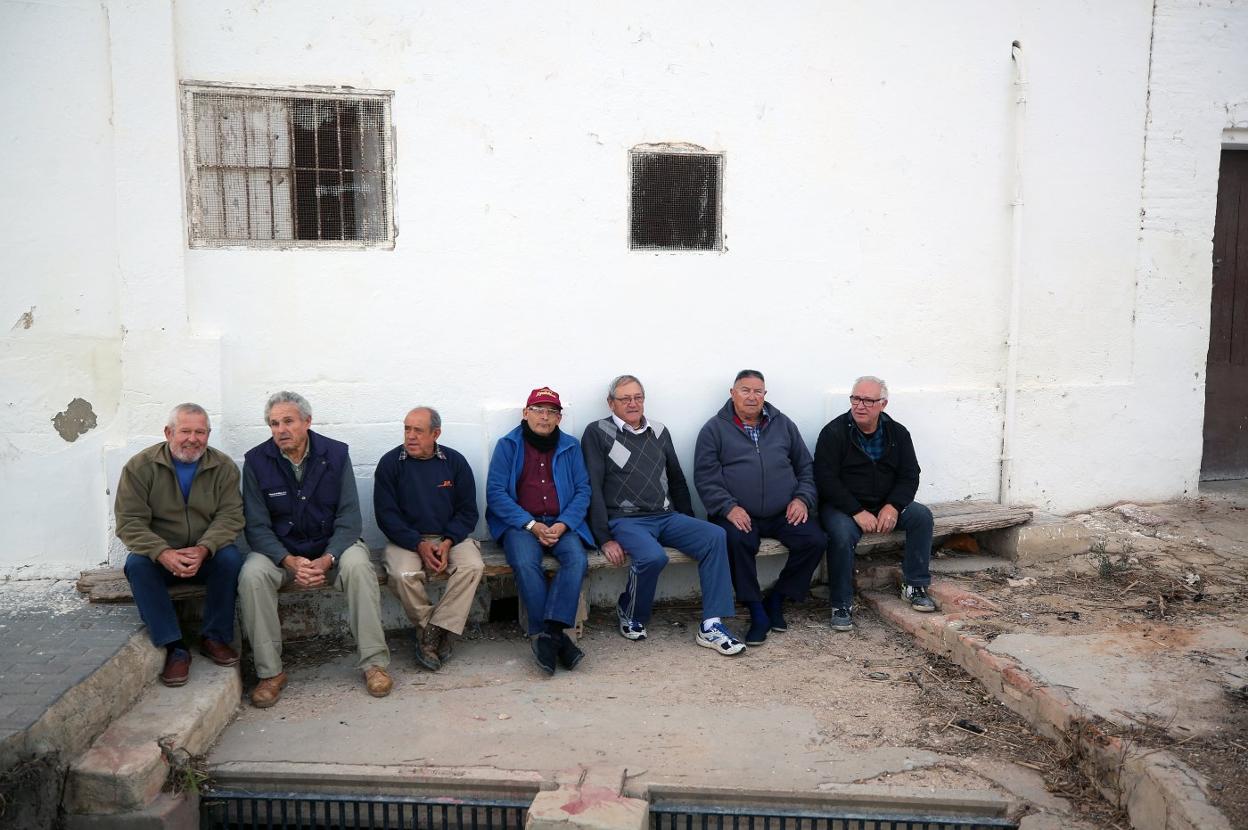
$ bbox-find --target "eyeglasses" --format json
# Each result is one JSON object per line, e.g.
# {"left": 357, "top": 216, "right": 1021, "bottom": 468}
{"left": 526, "top": 406, "right": 561, "bottom": 416}
{"left": 613, "top": 395, "right": 645, "bottom": 405}
{"left": 849, "top": 395, "right": 884, "bottom": 407}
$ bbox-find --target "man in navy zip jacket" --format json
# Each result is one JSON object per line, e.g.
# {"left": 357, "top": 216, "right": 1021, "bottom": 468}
{"left": 694, "top": 370, "right": 825, "bottom": 646}
{"left": 375, "top": 406, "right": 484, "bottom": 672}
{"left": 814, "top": 375, "right": 937, "bottom": 632}
{"left": 239, "top": 391, "right": 392, "bottom": 708}
{"left": 486, "top": 387, "right": 592, "bottom": 676}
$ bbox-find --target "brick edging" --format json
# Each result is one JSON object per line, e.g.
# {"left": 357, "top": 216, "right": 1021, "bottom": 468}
{"left": 858, "top": 566, "right": 1230, "bottom": 830}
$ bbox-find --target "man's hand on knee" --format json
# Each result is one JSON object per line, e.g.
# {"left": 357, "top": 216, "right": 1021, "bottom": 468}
{"left": 726, "top": 506, "right": 752, "bottom": 533}
{"left": 876, "top": 504, "right": 899, "bottom": 533}
{"left": 601, "top": 540, "right": 626, "bottom": 566}
{"left": 853, "top": 510, "right": 878, "bottom": 533}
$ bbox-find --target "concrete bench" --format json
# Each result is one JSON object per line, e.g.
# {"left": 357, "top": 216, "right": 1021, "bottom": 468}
{"left": 76, "top": 500, "right": 1031, "bottom": 606}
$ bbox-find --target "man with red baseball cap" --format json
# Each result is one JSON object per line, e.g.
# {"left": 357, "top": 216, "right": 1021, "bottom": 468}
{"left": 486, "top": 387, "right": 593, "bottom": 675}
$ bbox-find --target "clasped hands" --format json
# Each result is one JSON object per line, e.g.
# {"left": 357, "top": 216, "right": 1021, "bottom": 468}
{"left": 157, "top": 545, "right": 210, "bottom": 578}
{"left": 280, "top": 552, "right": 335, "bottom": 587}
{"left": 527, "top": 520, "right": 568, "bottom": 547}
{"left": 853, "top": 503, "right": 899, "bottom": 534}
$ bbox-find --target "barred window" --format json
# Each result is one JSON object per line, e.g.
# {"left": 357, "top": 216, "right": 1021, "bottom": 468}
{"left": 629, "top": 148, "right": 723, "bottom": 252}
{"left": 183, "top": 85, "right": 394, "bottom": 247}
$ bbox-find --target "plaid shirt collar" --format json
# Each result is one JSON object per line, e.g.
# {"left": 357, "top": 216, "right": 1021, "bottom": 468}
{"left": 399, "top": 445, "right": 448, "bottom": 462}
{"left": 732, "top": 406, "right": 769, "bottom": 446}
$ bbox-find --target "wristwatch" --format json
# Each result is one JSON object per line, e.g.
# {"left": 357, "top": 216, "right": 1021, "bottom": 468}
{"left": 524, "top": 519, "right": 537, "bottom": 531}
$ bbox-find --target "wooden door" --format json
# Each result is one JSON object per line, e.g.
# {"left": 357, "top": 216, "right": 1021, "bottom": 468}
{"left": 1202, "top": 149, "right": 1248, "bottom": 480}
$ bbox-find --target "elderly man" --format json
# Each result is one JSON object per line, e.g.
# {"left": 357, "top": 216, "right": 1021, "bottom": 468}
{"left": 116, "top": 403, "right": 244, "bottom": 687}
{"left": 238, "top": 391, "right": 391, "bottom": 707}
{"left": 375, "top": 406, "right": 484, "bottom": 672}
{"left": 694, "top": 370, "right": 826, "bottom": 646}
{"left": 581, "top": 375, "right": 744, "bottom": 656}
{"left": 814, "top": 376, "right": 936, "bottom": 632}
{"left": 486, "top": 387, "right": 591, "bottom": 675}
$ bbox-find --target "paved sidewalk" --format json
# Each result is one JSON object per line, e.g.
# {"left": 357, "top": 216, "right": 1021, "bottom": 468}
{"left": 0, "top": 580, "right": 144, "bottom": 750}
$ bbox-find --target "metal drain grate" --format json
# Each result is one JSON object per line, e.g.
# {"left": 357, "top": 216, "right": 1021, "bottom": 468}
{"left": 200, "top": 790, "right": 530, "bottom": 829}
{"left": 649, "top": 803, "right": 1017, "bottom": 830}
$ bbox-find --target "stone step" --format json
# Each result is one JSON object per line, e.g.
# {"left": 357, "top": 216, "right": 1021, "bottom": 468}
{"left": 63, "top": 658, "right": 240, "bottom": 816}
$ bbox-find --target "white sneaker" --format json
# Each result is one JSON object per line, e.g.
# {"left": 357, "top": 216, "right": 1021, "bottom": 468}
{"left": 696, "top": 622, "right": 746, "bottom": 656}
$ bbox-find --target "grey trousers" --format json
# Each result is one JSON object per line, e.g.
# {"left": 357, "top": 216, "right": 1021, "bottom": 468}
{"left": 238, "top": 541, "right": 390, "bottom": 679}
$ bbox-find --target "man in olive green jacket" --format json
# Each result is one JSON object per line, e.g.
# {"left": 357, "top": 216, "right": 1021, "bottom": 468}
{"left": 116, "top": 403, "right": 245, "bottom": 687}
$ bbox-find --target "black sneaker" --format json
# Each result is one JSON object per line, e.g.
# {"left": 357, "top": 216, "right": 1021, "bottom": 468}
{"left": 556, "top": 631, "right": 584, "bottom": 670}
{"left": 531, "top": 633, "right": 558, "bottom": 676}
{"left": 902, "top": 583, "right": 937, "bottom": 612}
{"left": 830, "top": 607, "right": 854, "bottom": 632}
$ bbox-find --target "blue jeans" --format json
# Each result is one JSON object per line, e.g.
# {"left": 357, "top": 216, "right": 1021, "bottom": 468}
{"left": 501, "top": 526, "right": 588, "bottom": 635}
{"left": 124, "top": 544, "right": 243, "bottom": 647}
{"left": 609, "top": 512, "right": 735, "bottom": 624}
{"left": 821, "top": 502, "right": 934, "bottom": 609}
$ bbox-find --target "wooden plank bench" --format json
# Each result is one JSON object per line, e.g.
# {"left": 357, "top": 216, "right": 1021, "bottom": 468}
{"left": 76, "top": 500, "right": 1031, "bottom": 604}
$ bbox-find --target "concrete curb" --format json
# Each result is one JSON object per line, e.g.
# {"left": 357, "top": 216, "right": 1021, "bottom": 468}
{"left": 859, "top": 566, "right": 1231, "bottom": 830}
{"left": 64, "top": 659, "right": 241, "bottom": 815}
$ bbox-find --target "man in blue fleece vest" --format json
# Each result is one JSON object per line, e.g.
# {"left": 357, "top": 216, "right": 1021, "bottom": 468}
{"left": 375, "top": 406, "right": 484, "bottom": 672}
{"left": 581, "top": 375, "right": 744, "bottom": 656}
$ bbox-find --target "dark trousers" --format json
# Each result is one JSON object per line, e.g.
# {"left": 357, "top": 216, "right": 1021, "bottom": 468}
{"left": 712, "top": 512, "right": 826, "bottom": 603}
{"left": 124, "top": 545, "right": 243, "bottom": 648}
{"left": 820, "top": 502, "right": 934, "bottom": 609}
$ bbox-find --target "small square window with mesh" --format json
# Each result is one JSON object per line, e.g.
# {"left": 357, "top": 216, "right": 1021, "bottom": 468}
{"left": 630, "top": 151, "right": 722, "bottom": 251}
{"left": 186, "top": 87, "right": 393, "bottom": 246}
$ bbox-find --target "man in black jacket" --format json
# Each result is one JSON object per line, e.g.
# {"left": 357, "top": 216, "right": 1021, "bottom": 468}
{"left": 814, "top": 376, "right": 936, "bottom": 632}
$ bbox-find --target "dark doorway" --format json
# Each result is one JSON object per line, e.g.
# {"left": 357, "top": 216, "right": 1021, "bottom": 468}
{"left": 1202, "top": 149, "right": 1248, "bottom": 480}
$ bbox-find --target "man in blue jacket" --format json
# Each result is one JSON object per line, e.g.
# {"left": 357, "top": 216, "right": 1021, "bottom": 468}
{"left": 814, "top": 375, "right": 937, "bottom": 633}
{"left": 375, "top": 406, "right": 484, "bottom": 672}
{"left": 486, "top": 387, "right": 591, "bottom": 675}
{"left": 694, "top": 370, "right": 825, "bottom": 646}
{"left": 239, "top": 391, "right": 392, "bottom": 708}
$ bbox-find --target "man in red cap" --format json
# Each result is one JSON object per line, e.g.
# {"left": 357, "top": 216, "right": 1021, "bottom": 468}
{"left": 486, "top": 387, "right": 593, "bottom": 675}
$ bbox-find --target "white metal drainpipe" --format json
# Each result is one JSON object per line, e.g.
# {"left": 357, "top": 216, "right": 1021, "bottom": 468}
{"left": 1000, "top": 40, "right": 1027, "bottom": 505}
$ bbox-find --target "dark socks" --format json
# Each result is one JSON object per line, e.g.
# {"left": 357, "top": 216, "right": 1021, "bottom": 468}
{"left": 746, "top": 601, "right": 768, "bottom": 624}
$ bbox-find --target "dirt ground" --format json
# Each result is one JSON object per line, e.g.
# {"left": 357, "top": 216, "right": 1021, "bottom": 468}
{"left": 934, "top": 481, "right": 1248, "bottom": 827}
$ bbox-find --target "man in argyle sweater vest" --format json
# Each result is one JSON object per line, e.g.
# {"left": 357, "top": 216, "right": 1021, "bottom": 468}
{"left": 581, "top": 375, "right": 745, "bottom": 656}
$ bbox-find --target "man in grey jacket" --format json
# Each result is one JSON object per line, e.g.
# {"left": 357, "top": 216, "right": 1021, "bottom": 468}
{"left": 694, "top": 370, "right": 825, "bottom": 646}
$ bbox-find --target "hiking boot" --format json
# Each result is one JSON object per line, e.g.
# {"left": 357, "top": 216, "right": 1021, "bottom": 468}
{"left": 902, "top": 583, "right": 937, "bottom": 612}
{"left": 413, "top": 626, "right": 442, "bottom": 671}
{"left": 617, "top": 604, "right": 647, "bottom": 641}
{"left": 531, "top": 633, "right": 558, "bottom": 676}
{"left": 696, "top": 622, "right": 746, "bottom": 656}
{"left": 764, "top": 592, "right": 788, "bottom": 632}
{"left": 435, "top": 626, "right": 453, "bottom": 664}
{"left": 830, "top": 607, "right": 854, "bottom": 632}
{"left": 250, "top": 672, "right": 288, "bottom": 708}
{"left": 364, "top": 666, "right": 393, "bottom": 697}
{"left": 160, "top": 648, "right": 191, "bottom": 687}
{"left": 557, "top": 631, "right": 584, "bottom": 670}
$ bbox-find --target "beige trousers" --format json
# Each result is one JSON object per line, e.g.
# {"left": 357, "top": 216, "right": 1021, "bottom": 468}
{"left": 384, "top": 537, "right": 484, "bottom": 635}
{"left": 238, "top": 541, "right": 390, "bottom": 679}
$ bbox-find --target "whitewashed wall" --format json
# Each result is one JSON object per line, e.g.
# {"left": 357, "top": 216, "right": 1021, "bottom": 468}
{"left": 1, "top": 0, "right": 1244, "bottom": 576}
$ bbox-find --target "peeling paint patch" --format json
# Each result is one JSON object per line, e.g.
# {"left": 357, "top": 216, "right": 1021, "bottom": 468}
{"left": 12, "top": 306, "right": 35, "bottom": 330}
{"left": 52, "top": 398, "right": 97, "bottom": 442}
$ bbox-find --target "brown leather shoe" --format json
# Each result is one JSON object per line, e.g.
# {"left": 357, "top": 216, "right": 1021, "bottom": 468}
{"left": 250, "top": 672, "right": 288, "bottom": 708}
{"left": 364, "top": 666, "right": 392, "bottom": 697}
{"left": 160, "top": 648, "right": 191, "bottom": 687}
{"left": 199, "top": 638, "right": 239, "bottom": 667}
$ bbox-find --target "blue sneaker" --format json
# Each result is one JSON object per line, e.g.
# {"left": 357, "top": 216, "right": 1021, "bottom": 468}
{"left": 830, "top": 607, "right": 854, "bottom": 632}
{"left": 617, "top": 604, "right": 647, "bottom": 641}
{"left": 696, "top": 622, "right": 746, "bottom": 656}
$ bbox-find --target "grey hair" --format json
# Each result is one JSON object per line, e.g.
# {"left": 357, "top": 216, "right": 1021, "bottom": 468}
{"left": 264, "top": 391, "right": 312, "bottom": 423}
{"left": 167, "top": 402, "right": 211, "bottom": 431}
{"left": 853, "top": 375, "right": 889, "bottom": 400}
{"left": 607, "top": 374, "right": 644, "bottom": 400}
{"left": 408, "top": 406, "right": 442, "bottom": 430}
{"left": 734, "top": 369, "right": 765, "bottom": 384}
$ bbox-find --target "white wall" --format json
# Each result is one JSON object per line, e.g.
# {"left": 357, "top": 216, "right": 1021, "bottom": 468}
{"left": 1, "top": 0, "right": 1245, "bottom": 576}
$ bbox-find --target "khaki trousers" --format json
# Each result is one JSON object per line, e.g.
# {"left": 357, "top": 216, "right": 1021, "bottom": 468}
{"left": 238, "top": 541, "right": 390, "bottom": 679}
{"left": 384, "top": 537, "right": 484, "bottom": 635}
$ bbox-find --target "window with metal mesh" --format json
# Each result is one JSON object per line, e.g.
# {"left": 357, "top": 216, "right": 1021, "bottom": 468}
{"left": 186, "top": 87, "right": 392, "bottom": 246}
{"left": 630, "top": 150, "right": 722, "bottom": 251}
